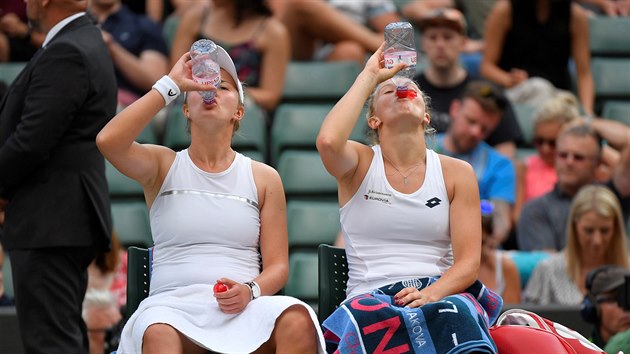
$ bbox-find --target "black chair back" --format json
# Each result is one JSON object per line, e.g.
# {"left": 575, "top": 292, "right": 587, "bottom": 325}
{"left": 317, "top": 244, "right": 348, "bottom": 323}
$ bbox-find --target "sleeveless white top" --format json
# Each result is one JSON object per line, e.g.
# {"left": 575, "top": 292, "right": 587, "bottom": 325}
{"left": 341, "top": 145, "right": 452, "bottom": 299}
{"left": 150, "top": 149, "right": 261, "bottom": 293}
{"left": 116, "top": 150, "right": 325, "bottom": 353}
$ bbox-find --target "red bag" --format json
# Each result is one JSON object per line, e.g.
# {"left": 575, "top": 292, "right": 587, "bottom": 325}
{"left": 489, "top": 309, "right": 605, "bottom": 354}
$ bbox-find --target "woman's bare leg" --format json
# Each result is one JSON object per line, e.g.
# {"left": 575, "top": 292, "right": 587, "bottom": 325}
{"left": 254, "top": 305, "right": 319, "bottom": 354}
{"left": 142, "top": 323, "right": 209, "bottom": 354}
{"left": 280, "top": 0, "right": 383, "bottom": 60}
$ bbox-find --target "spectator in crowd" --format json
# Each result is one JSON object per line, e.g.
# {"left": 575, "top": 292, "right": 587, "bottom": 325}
{"left": 403, "top": 1, "right": 484, "bottom": 73}
{"left": 121, "top": 0, "right": 171, "bottom": 23}
{"left": 480, "top": 0, "right": 594, "bottom": 115}
{"left": 513, "top": 93, "right": 620, "bottom": 224}
{"left": 170, "top": 0, "right": 289, "bottom": 112}
{"left": 402, "top": 0, "right": 498, "bottom": 42}
{"left": 90, "top": 0, "right": 169, "bottom": 107}
{"left": 453, "top": 0, "right": 497, "bottom": 40}
{"left": 514, "top": 92, "right": 580, "bottom": 222}
{"left": 575, "top": 0, "right": 630, "bottom": 16}
{"left": 414, "top": 7, "right": 523, "bottom": 159}
{"left": 0, "top": 0, "right": 44, "bottom": 62}
{"left": 604, "top": 329, "right": 630, "bottom": 354}
{"left": 117, "top": 0, "right": 196, "bottom": 24}
{"left": 479, "top": 200, "right": 521, "bottom": 304}
{"left": 434, "top": 81, "right": 515, "bottom": 248}
{"left": 97, "top": 47, "right": 324, "bottom": 352}
{"left": 517, "top": 120, "right": 630, "bottom": 252}
{"left": 0, "top": 242, "right": 14, "bottom": 306}
{"left": 317, "top": 44, "right": 501, "bottom": 353}
{"left": 279, "top": 0, "right": 399, "bottom": 64}
{"left": 160, "top": 0, "right": 199, "bottom": 50}
{"left": 83, "top": 289, "right": 123, "bottom": 354}
{"left": 581, "top": 266, "right": 630, "bottom": 349}
{"left": 524, "top": 185, "right": 629, "bottom": 305}
{"left": 0, "top": 0, "right": 118, "bottom": 352}
{"left": 84, "top": 232, "right": 126, "bottom": 354}
{"left": 87, "top": 232, "right": 127, "bottom": 309}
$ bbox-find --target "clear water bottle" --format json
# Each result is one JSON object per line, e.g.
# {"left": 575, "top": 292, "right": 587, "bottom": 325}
{"left": 384, "top": 22, "right": 417, "bottom": 81}
{"left": 190, "top": 39, "right": 221, "bottom": 103}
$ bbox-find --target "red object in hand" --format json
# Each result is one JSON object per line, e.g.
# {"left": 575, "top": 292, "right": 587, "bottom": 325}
{"left": 396, "top": 88, "right": 417, "bottom": 99}
{"left": 213, "top": 281, "right": 228, "bottom": 293}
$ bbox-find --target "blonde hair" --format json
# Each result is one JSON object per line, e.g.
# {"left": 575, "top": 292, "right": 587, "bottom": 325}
{"left": 565, "top": 185, "right": 629, "bottom": 284}
{"left": 365, "top": 81, "right": 435, "bottom": 144}
{"left": 533, "top": 92, "right": 580, "bottom": 127}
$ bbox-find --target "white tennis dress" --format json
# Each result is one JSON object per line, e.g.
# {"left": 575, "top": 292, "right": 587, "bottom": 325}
{"left": 116, "top": 150, "right": 325, "bottom": 353}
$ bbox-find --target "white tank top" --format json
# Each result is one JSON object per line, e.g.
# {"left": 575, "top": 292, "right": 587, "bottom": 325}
{"left": 149, "top": 150, "right": 261, "bottom": 295}
{"left": 341, "top": 145, "right": 452, "bottom": 299}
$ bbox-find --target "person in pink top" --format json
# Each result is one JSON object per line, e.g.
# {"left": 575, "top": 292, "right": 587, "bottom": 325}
{"left": 514, "top": 92, "right": 623, "bottom": 225}
{"left": 514, "top": 92, "right": 579, "bottom": 223}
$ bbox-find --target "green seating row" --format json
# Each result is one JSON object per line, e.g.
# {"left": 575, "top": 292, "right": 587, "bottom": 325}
{"left": 0, "top": 62, "right": 26, "bottom": 85}
{"left": 589, "top": 16, "right": 630, "bottom": 57}
{"left": 601, "top": 100, "right": 630, "bottom": 126}
{"left": 592, "top": 58, "right": 630, "bottom": 115}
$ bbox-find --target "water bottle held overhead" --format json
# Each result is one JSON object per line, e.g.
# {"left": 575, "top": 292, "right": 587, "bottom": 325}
{"left": 190, "top": 39, "right": 221, "bottom": 104}
{"left": 384, "top": 22, "right": 417, "bottom": 81}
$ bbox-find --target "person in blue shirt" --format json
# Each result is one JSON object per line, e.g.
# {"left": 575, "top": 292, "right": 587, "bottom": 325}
{"left": 90, "top": 0, "right": 169, "bottom": 105}
{"left": 434, "top": 81, "right": 515, "bottom": 248}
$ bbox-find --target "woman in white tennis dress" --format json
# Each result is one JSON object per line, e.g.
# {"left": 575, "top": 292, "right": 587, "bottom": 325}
{"left": 97, "top": 45, "right": 324, "bottom": 353}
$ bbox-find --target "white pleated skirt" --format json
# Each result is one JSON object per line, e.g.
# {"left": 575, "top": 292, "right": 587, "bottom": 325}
{"left": 116, "top": 284, "right": 325, "bottom": 353}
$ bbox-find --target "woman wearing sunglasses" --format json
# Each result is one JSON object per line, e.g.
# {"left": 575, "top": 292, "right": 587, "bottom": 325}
{"left": 513, "top": 92, "right": 579, "bottom": 224}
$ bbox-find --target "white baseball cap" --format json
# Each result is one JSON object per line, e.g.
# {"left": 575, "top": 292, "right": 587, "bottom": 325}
{"left": 214, "top": 45, "right": 244, "bottom": 105}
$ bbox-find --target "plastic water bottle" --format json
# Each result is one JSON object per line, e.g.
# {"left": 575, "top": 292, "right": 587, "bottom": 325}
{"left": 384, "top": 22, "right": 417, "bottom": 81}
{"left": 190, "top": 39, "right": 221, "bottom": 103}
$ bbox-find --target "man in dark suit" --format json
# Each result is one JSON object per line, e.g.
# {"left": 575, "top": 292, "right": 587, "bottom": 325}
{"left": 0, "top": 0, "right": 117, "bottom": 352}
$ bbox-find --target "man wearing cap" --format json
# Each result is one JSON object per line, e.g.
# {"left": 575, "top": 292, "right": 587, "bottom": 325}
{"left": 434, "top": 80, "right": 516, "bottom": 248}
{"left": 582, "top": 265, "right": 630, "bottom": 348}
{"left": 414, "top": 7, "right": 523, "bottom": 160}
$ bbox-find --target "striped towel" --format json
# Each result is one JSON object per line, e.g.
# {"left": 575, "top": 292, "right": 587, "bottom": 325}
{"left": 322, "top": 278, "right": 502, "bottom": 354}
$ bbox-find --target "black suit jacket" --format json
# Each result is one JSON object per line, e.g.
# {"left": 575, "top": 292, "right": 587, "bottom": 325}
{"left": 0, "top": 15, "right": 117, "bottom": 251}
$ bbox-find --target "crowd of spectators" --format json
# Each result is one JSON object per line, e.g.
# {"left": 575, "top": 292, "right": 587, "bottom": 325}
{"left": 2, "top": 0, "right": 630, "bottom": 352}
